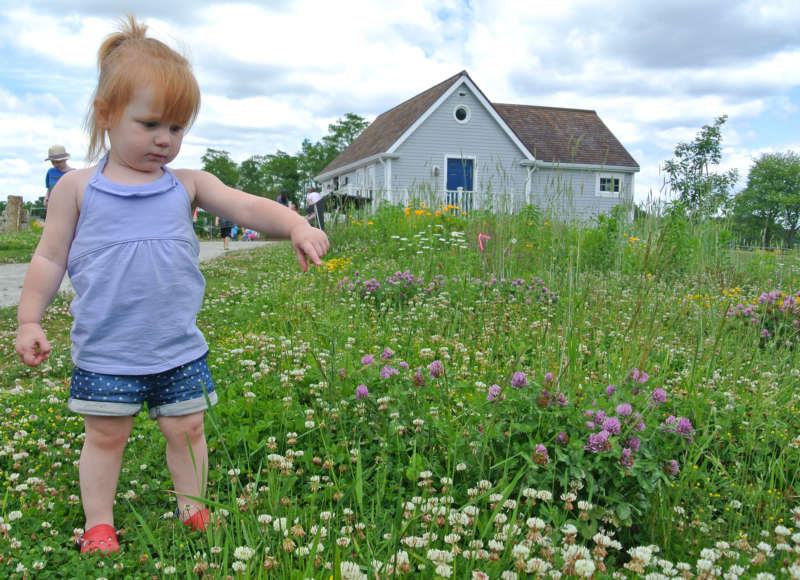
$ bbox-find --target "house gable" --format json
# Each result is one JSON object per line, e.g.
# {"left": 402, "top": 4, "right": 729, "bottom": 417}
{"left": 316, "top": 72, "right": 463, "bottom": 179}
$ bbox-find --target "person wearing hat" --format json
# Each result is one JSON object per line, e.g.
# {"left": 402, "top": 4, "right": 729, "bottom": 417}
{"left": 44, "top": 145, "right": 74, "bottom": 208}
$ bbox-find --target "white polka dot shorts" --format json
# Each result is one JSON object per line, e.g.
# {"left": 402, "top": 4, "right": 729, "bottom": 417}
{"left": 67, "top": 353, "right": 217, "bottom": 419}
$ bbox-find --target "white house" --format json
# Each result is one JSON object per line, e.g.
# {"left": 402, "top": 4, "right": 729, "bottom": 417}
{"left": 315, "top": 71, "right": 639, "bottom": 218}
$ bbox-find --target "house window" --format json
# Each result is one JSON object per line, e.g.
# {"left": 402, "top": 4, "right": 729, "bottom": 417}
{"left": 454, "top": 105, "right": 470, "bottom": 124}
{"left": 597, "top": 174, "right": 622, "bottom": 197}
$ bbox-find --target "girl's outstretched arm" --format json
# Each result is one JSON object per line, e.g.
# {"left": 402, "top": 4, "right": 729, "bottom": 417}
{"left": 180, "top": 169, "right": 329, "bottom": 271}
{"left": 15, "top": 172, "right": 82, "bottom": 366}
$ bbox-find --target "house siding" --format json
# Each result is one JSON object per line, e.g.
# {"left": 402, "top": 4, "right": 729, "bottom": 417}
{"left": 387, "top": 85, "right": 529, "bottom": 211}
{"left": 531, "top": 168, "right": 634, "bottom": 220}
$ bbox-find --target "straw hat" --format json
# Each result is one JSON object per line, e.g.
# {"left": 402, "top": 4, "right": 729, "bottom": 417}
{"left": 45, "top": 145, "right": 70, "bottom": 161}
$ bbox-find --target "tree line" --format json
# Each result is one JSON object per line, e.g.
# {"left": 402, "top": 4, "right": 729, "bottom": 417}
{"left": 662, "top": 115, "right": 800, "bottom": 248}
{"left": 200, "top": 113, "right": 368, "bottom": 208}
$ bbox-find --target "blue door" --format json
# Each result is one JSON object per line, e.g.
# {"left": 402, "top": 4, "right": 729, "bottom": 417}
{"left": 446, "top": 157, "right": 474, "bottom": 212}
{"left": 446, "top": 158, "right": 474, "bottom": 191}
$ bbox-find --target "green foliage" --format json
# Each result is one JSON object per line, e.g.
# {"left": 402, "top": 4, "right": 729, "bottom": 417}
{"left": 733, "top": 151, "right": 800, "bottom": 248}
{"left": 201, "top": 148, "right": 240, "bottom": 187}
{"left": 580, "top": 205, "right": 625, "bottom": 271}
{"left": 2, "top": 210, "right": 800, "bottom": 577}
{"left": 663, "top": 116, "right": 739, "bottom": 218}
{"left": 0, "top": 229, "right": 42, "bottom": 263}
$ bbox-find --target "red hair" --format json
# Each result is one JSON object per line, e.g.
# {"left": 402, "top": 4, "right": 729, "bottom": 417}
{"left": 85, "top": 15, "right": 200, "bottom": 161}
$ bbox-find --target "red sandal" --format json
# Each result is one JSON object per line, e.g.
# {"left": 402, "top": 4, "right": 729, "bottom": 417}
{"left": 182, "top": 507, "right": 211, "bottom": 532}
{"left": 78, "top": 524, "right": 119, "bottom": 554}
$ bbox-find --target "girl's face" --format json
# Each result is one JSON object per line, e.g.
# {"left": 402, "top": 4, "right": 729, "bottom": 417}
{"left": 105, "top": 86, "right": 185, "bottom": 176}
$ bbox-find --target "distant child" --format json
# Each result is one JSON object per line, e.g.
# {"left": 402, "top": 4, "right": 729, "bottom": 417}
{"left": 15, "top": 15, "right": 329, "bottom": 554}
{"left": 44, "top": 144, "right": 74, "bottom": 208}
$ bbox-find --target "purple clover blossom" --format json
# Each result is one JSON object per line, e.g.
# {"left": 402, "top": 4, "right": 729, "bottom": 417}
{"left": 381, "top": 347, "right": 394, "bottom": 360}
{"left": 634, "top": 420, "right": 646, "bottom": 431}
{"left": 664, "top": 460, "right": 680, "bottom": 476}
{"left": 399, "top": 361, "right": 409, "bottom": 369}
{"left": 605, "top": 384, "right": 616, "bottom": 396}
{"left": 631, "top": 368, "right": 649, "bottom": 383}
{"left": 533, "top": 444, "right": 549, "bottom": 466}
{"left": 626, "top": 437, "right": 641, "bottom": 452}
{"left": 602, "top": 416, "right": 621, "bottom": 435}
{"left": 429, "top": 360, "right": 444, "bottom": 378}
{"left": 355, "top": 384, "right": 370, "bottom": 399}
{"left": 380, "top": 366, "right": 399, "bottom": 379}
{"left": 360, "top": 354, "right": 375, "bottom": 366}
{"left": 543, "top": 372, "right": 555, "bottom": 385}
{"left": 584, "top": 430, "right": 611, "bottom": 453}
{"left": 486, "top": 384, "right": 503, "bottom": 402}
{"left": 619, "top": 447, "right": 635, "bottom": 468}
{"left": 556, "top": 431, "right": 569, "bottom": 444}
{"left": 676, "top": 417, "right": 694, "bottom": 438}
{"left": 413, "top": 368, "right": 426, "bottom": 387}
{"left": 511, "top": 372, "right": 529, "bottom": 388}
{"left": 556, "top": 393, "right": 567, "bottom": 406}
{"left": 615, "top": 403, "right": 633, "bottom": 416}
{"left": 585, "top": 421, "right": 596, "bottom": 430}
{"left": 664, "top": 415, "right": 677, "bottom": 425}
{"left": 595, "top": 410, "right": 606, "bottom": 423}
{"left": 651, "top": 388, "right": 667, "bottom": 405}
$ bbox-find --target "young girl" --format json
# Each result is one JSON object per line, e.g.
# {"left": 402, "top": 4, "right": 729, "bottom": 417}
{"left": 14, "top": 16, "right": 329, "bottom": 554}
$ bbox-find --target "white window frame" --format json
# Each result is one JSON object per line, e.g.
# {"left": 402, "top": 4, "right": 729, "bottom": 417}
{"left": 596, "top": 173, "right": 623, "bottom": 197}
{"left": 453, "top": 104, "right": 471, "bottom": 124}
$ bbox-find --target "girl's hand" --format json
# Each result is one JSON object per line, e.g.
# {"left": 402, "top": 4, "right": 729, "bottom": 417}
{"left": 290, "top": 224, "right": 329, "bottom": 272}
{"left": 15, "top": 323, "right": 52, "bottom": 366}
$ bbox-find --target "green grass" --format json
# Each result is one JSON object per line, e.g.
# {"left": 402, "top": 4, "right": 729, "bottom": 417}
{"left": 0, "top": 203, "right": 798, "bottom": 578}
{"left": 0, "top": 228, "right": 42, "bottom": 264}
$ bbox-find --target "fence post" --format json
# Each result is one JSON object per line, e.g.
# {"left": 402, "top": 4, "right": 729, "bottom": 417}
{"left": 2, "top": 195, "right": 25, "bottom": 233}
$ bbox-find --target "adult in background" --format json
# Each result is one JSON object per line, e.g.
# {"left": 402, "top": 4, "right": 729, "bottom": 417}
{"left": 215, "top": 215, "right": 234, "bottom": 250}
{"left": 276, "top": 188, "right": 290, "bottom": 207}
{"left": 305, "top": 189, "right": 325, "bottom": 231}
{"left": 44, "top": 145, "right": 74, "bottom": 209}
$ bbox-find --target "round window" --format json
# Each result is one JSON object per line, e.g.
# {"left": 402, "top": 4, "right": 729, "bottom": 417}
{"left": 454, "top": 105, "right": 470, "bottom": 123}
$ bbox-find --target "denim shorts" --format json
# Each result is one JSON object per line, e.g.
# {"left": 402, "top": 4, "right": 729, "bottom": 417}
{"left": 67, "top": 354, "right": 217, "bottom": 419}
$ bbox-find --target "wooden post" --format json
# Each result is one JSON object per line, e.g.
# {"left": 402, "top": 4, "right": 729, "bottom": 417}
{"left": 5, "top": 195, "right": 23, "bottom": 233}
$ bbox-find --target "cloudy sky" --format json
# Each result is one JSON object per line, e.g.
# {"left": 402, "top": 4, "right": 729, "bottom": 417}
{"left": 2, "top": 0, "right": 799, "bottom": 204}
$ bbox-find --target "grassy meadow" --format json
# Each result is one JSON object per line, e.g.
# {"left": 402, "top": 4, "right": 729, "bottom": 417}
{"left": 0, "top": 202, "right": 799, "bottom": 579}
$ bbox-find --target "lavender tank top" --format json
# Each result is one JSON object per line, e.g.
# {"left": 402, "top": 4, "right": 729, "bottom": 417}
{"left": 67, "top": 158, "right": 208, "bottom": 374}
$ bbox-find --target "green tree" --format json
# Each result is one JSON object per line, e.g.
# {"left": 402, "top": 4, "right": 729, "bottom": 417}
{"left": 238, "top": 155, "right": 270, "bottom": 196}
{"left": 201, "top": 148, "right": 240, "bottom": 187}
{"left": 297, "top": 113, "right": 369, "bottom": 188}
{"left": 663, "top": 116, "right": 738, "bottom": 218}
{"left": 733, "top": 151, "right": 800, "bottom": 248}
{"left": 263, "top": 151, "right": 301, "bottom": 201}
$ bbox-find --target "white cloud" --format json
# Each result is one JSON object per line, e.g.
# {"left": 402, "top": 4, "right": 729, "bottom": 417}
{"left": 0, "top": 0, "right": 799, "bottom": 204}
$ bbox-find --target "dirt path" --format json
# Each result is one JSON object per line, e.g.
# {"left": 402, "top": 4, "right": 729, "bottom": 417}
{"left": 0, "top": 241, "right": 273, "bottom": 309}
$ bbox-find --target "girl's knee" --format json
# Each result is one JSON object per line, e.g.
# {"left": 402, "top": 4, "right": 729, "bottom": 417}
{"left": 159, "top": 412, "right": 205, "bottom": 444}
{"left": 84, "top": 415, "right": 133, "bottom": 449}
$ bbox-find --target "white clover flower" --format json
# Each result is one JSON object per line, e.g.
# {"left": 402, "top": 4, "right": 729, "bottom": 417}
{"left": 574, "top": 559, "right": 595, "bottom": 578}
{"left": 435, "top": 563, "right": 453, "bottom": 578}
{"left": 526, "top": 558, "right": 550, "bottom": 574}
{"left": 234, "top": 546, "right": 255, "bottom": 560}
{"left": 164, "top": 565, "right": 177, "bottom": 574}
{"left": 511, "top": 543, "right": 530, "bottom": 559}
{"left": 455, "top": 462, "right": 467, "bottom": 472}
{"left": 526, "top": 517, "right": 546, "bottom": 530}
{"left": 231, "top": 561, "right": 247, "bottom": 572}
{"left": 340, "top": 561, "right": 366, "bottom": 580}
{"left": 775, "top": 525, "right": 791, "bottom": 536}
{"left": 536, "top": 490, "right": 553, "bottom": 502}
{"left": 8, "top": 511, "right": 22, "bottom": 521}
